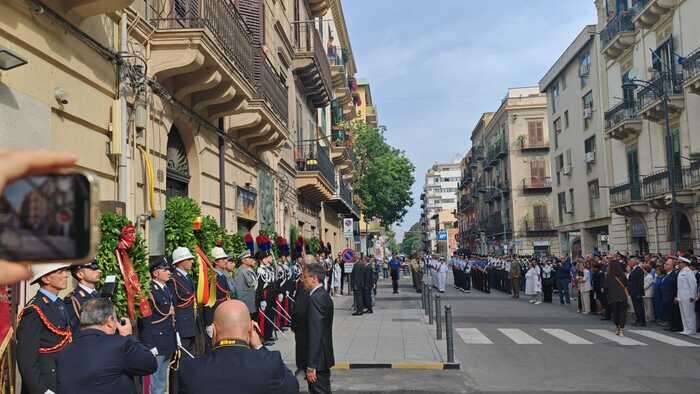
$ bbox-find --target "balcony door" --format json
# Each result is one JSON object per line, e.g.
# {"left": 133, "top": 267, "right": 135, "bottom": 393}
{"left": 626, "top": 146, "right": 640, "bottom": 199}
{"left": 533, "top": 205, "right": 548, "bottom": 230}
{"left": 530, "top": 159, "right": 546, "bottom": 187}
{"left": 528, "top": 120, "right": 544, "bottom": 146}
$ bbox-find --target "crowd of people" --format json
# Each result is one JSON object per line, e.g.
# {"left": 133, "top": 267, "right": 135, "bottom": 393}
{"left": 15, "top": 243, "right": 340, "bottom": 394}
{"left": 442, "top": 252, "right": 699, "bottom": 337}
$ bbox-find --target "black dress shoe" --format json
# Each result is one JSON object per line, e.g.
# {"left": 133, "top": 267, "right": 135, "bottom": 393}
{"left": 366, "top": 309, "right": 373, "bottom": 314}
{"left": 352, "top": 312, "right": 363, "bottom": 316}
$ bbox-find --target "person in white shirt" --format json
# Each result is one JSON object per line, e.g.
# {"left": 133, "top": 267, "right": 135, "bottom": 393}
{"left": 676, "top": 257, "right": 697, "bottom": 336}
{"left": 578, "top": 262, "right": 592, "bottom": 314}
{"left": 642, "top": 262, "right": 655, "bottom": 323}
{"left": 525, "top": 262, "right": 541, "bottom": 304}
{"left": 437, "top": 259, "right": 448, "bottom": 293}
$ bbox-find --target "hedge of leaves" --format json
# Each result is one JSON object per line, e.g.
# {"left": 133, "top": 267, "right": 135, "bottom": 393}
{"left": 165, "top": 197, "right": 201, "bottom": 283}
{"left": 307, "top": 236, "right": 321, "bottom": 255}
{"left": 96, "top": 212, "right": 150, "bottom": 318}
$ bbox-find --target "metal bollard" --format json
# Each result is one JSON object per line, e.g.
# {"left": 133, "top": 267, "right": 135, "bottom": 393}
{"left": 435, "top": 294, "right": 442, "bottom": 340}
{"left": 427, "top": 287, "right": 433, "bottom": 325}
{"left": 445, "top": 304, "right": 454, "bottom": 363}
{"left": 421, "top": 283, "right": 426, "bottom": 310}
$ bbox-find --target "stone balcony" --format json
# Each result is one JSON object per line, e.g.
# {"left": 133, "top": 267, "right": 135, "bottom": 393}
{"left": 610, "top": 181, "right": 649, "bottom": 216}
{"left": 636, "top": 73, "right": 685, "bottom": 123}
{"left": 601, "top": 11, "right": 636, "bottom": 60}
{"left": 292, "top": 21, "right": 332, "bottom": 108}
{"left": 604, "top": 101, "right": 643, "bottom": 141}
{"left": 59, "top": 0, "right": 134, "bottom": 20}
{"left": 683, "top": 47, "right": 700, "bottom": 95}
{"left": 632, "top": 0, "right": 677, "bottom": 29}
{"left": 295, "top": 143, "right": 337, "bottom": 203}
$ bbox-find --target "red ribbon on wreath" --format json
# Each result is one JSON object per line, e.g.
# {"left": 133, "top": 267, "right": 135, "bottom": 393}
{"left": 116, "top": 224, "right": 152, "bottom": 320}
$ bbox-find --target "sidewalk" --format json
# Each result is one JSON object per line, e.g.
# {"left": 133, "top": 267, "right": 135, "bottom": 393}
{"left": 268, "top": 277, "right": 454, "bottom": 369}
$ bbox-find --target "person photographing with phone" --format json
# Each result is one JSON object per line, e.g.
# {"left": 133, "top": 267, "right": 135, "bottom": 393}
{"left": 56, "top": 298, "right": 158, "bottom": 394}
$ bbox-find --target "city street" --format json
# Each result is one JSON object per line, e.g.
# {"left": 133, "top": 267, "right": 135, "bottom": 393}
{"left": 316, "top": 273, "right": 700, "bottom": 393}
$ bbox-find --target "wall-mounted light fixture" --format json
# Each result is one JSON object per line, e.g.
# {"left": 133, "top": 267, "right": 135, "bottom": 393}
{"left": 0, "top": 48, "right": 28, "bottom": 71}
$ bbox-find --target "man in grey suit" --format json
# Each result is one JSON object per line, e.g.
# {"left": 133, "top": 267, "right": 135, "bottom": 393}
{"left": 233, "top": 251, "right": 258, "bottom": 320}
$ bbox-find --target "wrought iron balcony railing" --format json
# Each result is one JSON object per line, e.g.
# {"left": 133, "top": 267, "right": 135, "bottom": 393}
{"left": 295, "top": 143, "right": 336, "bottom": 190}
{"left": 257, "top": 59, "right": 289, "bottom": 125}
{"left": 519, "top": 138, "right": 549, "bottom": 151}
{"left": 522, "top": 176, "right": 552, "bottom": 190}
{"left": 637, "top": 72, "right": 684, "bottom": 109}
{"left": 683, "top": 46, "right": 700, "bottom": 82}
{"left": 149, "top": 0, "right": 256, "bottom": 85}
{"left": 610, "top": 181, "right": 642, "bottom": 207}
{"left": 604, "top": 100, "right": 640, "bottom": 129}
{"left": 601, "top": 11, "right": 636, "bottom": 49}
{"left": 522, "top": 218, "right": 554, "bottom": 233}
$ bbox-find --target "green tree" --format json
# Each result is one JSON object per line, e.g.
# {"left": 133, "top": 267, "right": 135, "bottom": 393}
{"left": 349, "top": 122, "right": 415, "bottom": 227}
{"left": 400, "top": 221, "right": 423, "bottom": 256}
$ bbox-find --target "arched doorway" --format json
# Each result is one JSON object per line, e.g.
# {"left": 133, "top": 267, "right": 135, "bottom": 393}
{"left": 166, "top": 126, "right": 190, "bottom": 199}
{"left": 669, "top": 212, "right": 693, "bottom": 253}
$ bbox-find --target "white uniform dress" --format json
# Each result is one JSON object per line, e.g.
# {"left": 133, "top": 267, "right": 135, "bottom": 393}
{"left": 676, "top": 266, "right": 697, "bottom": 335}
{"left": 437, "top": 262, "right": 448, "bottom": 292}
{"left": 525, "top": 267, "right": 541, "bottom": 295}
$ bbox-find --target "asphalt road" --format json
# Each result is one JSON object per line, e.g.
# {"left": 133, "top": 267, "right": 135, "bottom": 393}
{"left": 314, "top": 274, "right": 700, "bottom": 394}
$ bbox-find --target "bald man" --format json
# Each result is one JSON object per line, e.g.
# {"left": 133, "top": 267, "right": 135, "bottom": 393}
{"left": 177, "top": 300, "right": 298, "bottom": 394}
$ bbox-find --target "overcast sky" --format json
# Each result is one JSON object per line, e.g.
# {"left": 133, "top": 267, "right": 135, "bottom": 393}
{"left": 342, "top": 1, "right": 598, "bottom": 241}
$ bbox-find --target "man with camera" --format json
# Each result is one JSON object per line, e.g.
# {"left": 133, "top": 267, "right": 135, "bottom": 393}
{"left": 56, "top": 298, "right": 157, "bottom": 393}
{"left": 16, "top": 263, "right": 73, "bottom": 394}
{"left": 66, "top": 260, "right": 102, "bottom": 332}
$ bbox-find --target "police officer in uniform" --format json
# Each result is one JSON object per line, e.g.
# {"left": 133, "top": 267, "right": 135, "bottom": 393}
{"left": 256, "top": 251, "right": 276, "bottom": 345}
{"left": 204, "top": 247, "right": 232, "bottom": 339}
{"left": 66, "top": 260, "right": 102, "bottom": 332}
{"left": 168, "top": 247, "right": 198, "bottom": 354}
{"left": 140, "top": 258, "right": 177, "bottom": 394}
{"left": 16, "top": 263, "right": 72, "bottom": 394}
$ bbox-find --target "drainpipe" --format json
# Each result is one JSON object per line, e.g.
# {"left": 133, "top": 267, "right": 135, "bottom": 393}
{"left": 654, "top": 210, "right": 660, "bottom": 253}
{"left": 118, "top": 13, "right": 130, "bottom": 217}
{"left": 219, "top": 118, "right": 226, "bottom": 227}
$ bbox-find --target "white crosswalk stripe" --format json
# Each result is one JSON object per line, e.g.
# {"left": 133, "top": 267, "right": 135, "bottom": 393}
{"left": 628, "top": 330, "right": 700, "bottom": 347}
{"left": 541, "top": 328, "right": 593, "bottom": 344}
{"left": 585, "top": 329, "right": 647, "bottom": 346}
{"left": 456, "top": 328, "right": 493, "bottom": 344}
{"left": 497, "top": 328, "right": 541, "bottom": 344}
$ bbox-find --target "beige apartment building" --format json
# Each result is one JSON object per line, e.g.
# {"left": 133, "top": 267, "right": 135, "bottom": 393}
{"left": 420, "top": 162, "right": 460, "bottom": 255}
{"left": 0, "top": 0, "right": 363, "bottom": 257}
{"left": 596, "top": 0, "right": 700, "bottom": 254}
{"left": 539, "top": 25, "right": 611, "bottom": 257}
{"left": 461, "top": 88, "right": 560, "bottom": 256}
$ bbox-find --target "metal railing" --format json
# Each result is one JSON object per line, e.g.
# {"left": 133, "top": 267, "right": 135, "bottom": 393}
{"left": 522, "top": 176, "right": 552, "bottom": 190}
{"left": 291, "top": 21, "right": 332, "bottom": 93}
{"left": 604, "top": 100, "right": 640, "bottom": 130}
{"left": 684, "top": 161, "right": 700, "bottom": 188}
{"left": 256, "top": 60, "right": 289, "bottom": 125}
{"left": 632, "top": 0, "right": 652, "bottom": 11}
{"left": 610, "top": 181, "right": 642, "bottom": 206}
{"left": 327, "top": 45, "right": 348, "bottom": 67}
{"left": 637, "top": 72, "right": 684, "bottom": 109}
{"left": 337, "top": 181, "right": 359, "bottom": 214}
{"left": 642, "top": 163, "right": 700, "bottom": 198}
{"left": 149, "top": 0, "right": 255, "bottom": 85}
{"left": 683, "top": 46, "right": 700, "bottom": 82}
{"left": 519, "top": 138, "right": 549, "bottom": 150}
{"left": 295, "top": 143, "right": 337, "bottom": 190}
{"left": 522, "top": 218, "right": 554, "bottom": 232}
{"left": 601, "top": 11, "right": 636, "bottom": 49}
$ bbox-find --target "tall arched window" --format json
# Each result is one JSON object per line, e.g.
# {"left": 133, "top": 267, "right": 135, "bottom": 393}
{"left": 166, "top": 126, "right": 190, "bottom": 199}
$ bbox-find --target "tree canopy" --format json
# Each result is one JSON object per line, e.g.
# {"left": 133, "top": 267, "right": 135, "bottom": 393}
{"left": 400, "top": 221, "right": 423, "bottom": 256}
{"left": 349, "top": 122, "right": 415, "bottom": 227}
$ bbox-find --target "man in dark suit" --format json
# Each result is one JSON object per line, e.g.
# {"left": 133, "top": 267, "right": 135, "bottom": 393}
{"left": 292, "top": 274, "right": 309, "bottom": 376}
{"left": 57, "top": 298, "right": 157, "bottom": 393}
{"left": 351, "top": 258, "right": 365, "bottom": 315}
{"left": 16, "top": 263, "right": 72, "bottom": 394}
{"left": 362, "top": 259, "right": 374, "bottom": 313}
{"left": 66, "top": 260, "right": 102, "bottom": 332}
{"left": 168, "top": 247, "right": 198, "bottom": 354}
{"left": 178, "top": 300, "right": 298, "bottom": 394}
{"left": 627, "top": 258, "right": 646, "bottom": 326}
{"left": 140, "top": 258, "right": 177, "bottom": 394}
{"left": 303, "top": 263, "right": 335, "bottom": 394}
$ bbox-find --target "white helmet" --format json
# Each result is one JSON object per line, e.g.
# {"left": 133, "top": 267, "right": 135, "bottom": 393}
{"left": 172, "top": 247, "right": 194, "bottom": 265}
{"left": 30, "top": 262, "right": 72, "bottom": 285}
{"left": 211, "top": 247, "right": 229, "bottom": 261}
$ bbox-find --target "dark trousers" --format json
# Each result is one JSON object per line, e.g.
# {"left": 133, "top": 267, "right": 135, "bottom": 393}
{"left": 557, "top": 279, "right": 571, "bottom": 304}
{"left": 632, "top": 296, "right": 645, "bottom": 324}
{"left": 611, "top": 301, "right": 627, "bottom": 328}
{"left": 353, "top": 290, "right": 364, "bottom": 313}
{"left": 391, "top": 278, "right": 399, "bottom": 293}
{"left": 465, "top": 273, "right": 471, "bottom": 290}
{"left": 363, "top": 288, "right": 373, "bottom": 312}
{"left": 308, "top": 369, "right": 332, "bottom": 394}
{"left": 543, "top": 283, "right": 553, "bottom": 303}
{"left": 511, "top": 278, "right": 520, "bottom": 298}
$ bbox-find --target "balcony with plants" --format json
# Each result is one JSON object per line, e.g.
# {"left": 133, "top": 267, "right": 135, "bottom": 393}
{"left": 601, "top": 9, "right": 637, "bottom": 59}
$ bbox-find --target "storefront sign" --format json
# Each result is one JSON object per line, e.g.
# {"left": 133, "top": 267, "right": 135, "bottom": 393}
{"left": 533, "top": 240, "right": 550, "bottom": 247}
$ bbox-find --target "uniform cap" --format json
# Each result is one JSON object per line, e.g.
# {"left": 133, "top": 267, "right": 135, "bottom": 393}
{"left": 237, "top": 251, "right": 252, "bottom": 261}
{"left": 211, "top": 247, "right": 229, "bottom": 261}
{"left": 677, "top": 256, "right": 691, "bottom": 264}
{"left": 30, "top": 262, "right": 72, "bottom": 285}
{"left": 71, "top": 259, "right": 99, "bottom": 273}
{"left": 172, "top": 247, "right": 194, "bottom": 265}
{"left": 150, "top": 257, "right": 170, "bottom": 273}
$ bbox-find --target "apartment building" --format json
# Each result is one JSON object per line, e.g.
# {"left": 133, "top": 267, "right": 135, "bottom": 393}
{"left": 539, "top": 25, "right": 611, "bottom": 257}
{"left": 354, "top": 79, "right": 379, "bottom": 128}
{"left": 0, "top": 0, "right": 363, "bottom": 257}
{"left": 420, "top": 162, "right": 460, "bottom": 255}
{"left": 596, "top": 0, "right": 700, "bottom": 254}
{"left": 462, "top": 88, "right": 559, "bottom": 256}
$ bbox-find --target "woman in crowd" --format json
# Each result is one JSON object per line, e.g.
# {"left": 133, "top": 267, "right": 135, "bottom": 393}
{"left": 525, "top": 261, "right": 542, "bottom": 304}
{"left": 578, "top": 261, "right": 592, "bottom": 314}
{"left": 592, "top": 263, "right": 606, "bottom": 315}
{"left": 607, "top": 260, "right": 629, "bottom": 336}
{"left": 643, "top": 262, "right": 655, "bottom": 324}
{"left": 653, "top": 264, "right": 665, "bottom": 323}
{"left": 542, "top": 260, "right": 554, "bottom": 303}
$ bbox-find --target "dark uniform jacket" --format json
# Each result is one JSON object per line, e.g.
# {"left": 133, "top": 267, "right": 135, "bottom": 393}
{"left": 628, "top": 266, "right": 644, "bottom": 298}
{"left": 168, "top": 269, "right": 198, "bottom": 338}
{"left": 56, "top": 329, "right": 157, "bottom": 394}
{"left": 363, "top": 263, "right": 374, "bottom": 289}
{"left": 139, "top": 282, "right": 177, "bottom": 358}
{"left": 178, "top": 345, "right": 298, "bottom": 394}
{"left": 16, "top": 291, "right": 72, "bottom": 394}
{"left": 351, "top": 262, "right": 365, "bottom": 291}
{"left": 307, "top": 286, "right": 334, "bottom": 372}
{"left": 661, "top": 270, "right": 678, "bottom": 303}
{"left": 203, "top": 272, "right": 230, "bottom": 326}
{"left": 291, "top": 284, "right": 309, "bottom": 371}
{"left": 65, "top": 285, "right": 100, "bottom": 332}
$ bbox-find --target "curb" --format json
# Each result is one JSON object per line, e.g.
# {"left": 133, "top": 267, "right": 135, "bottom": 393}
{"left": 331, "top": 361, "right": 460, "bottom": 370}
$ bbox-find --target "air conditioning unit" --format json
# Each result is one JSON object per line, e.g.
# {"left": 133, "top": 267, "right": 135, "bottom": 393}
{"left": 562, "top": 165, "right": 572, "bottom": 175}
{"left": 579, "top": 63, "right": 590, "bottom": 77}
{"left": 585, "top": 151, "right": 596, "bottom": 163}
{"left": 583, "top": 107, "right": 593, "bottom": 119}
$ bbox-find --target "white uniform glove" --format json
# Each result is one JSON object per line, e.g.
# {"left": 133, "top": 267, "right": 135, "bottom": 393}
{"left": 149, "top": 347, "right": 159, "bottom": 357}
{"left": 206, "top": 325, "right": 214, "bottom": 338}
{"left": 45, "top": 390, "right": 56, "bottom": 394}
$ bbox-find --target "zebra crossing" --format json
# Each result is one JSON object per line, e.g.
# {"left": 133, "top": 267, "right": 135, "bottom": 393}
{"left": 456, "top": 327, "right": 700, "bottom": 347}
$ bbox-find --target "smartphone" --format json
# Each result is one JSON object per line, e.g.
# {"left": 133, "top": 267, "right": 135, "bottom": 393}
{"left": 0, "top": 172, "right": 99, "bottom": 263}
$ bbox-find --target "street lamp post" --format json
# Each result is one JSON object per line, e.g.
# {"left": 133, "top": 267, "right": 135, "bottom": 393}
{"left": 479, "top": 186, "right": 508, "bottom": 255}
{"left": 623, "top": 75, "right": 681, "bottom": 253}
